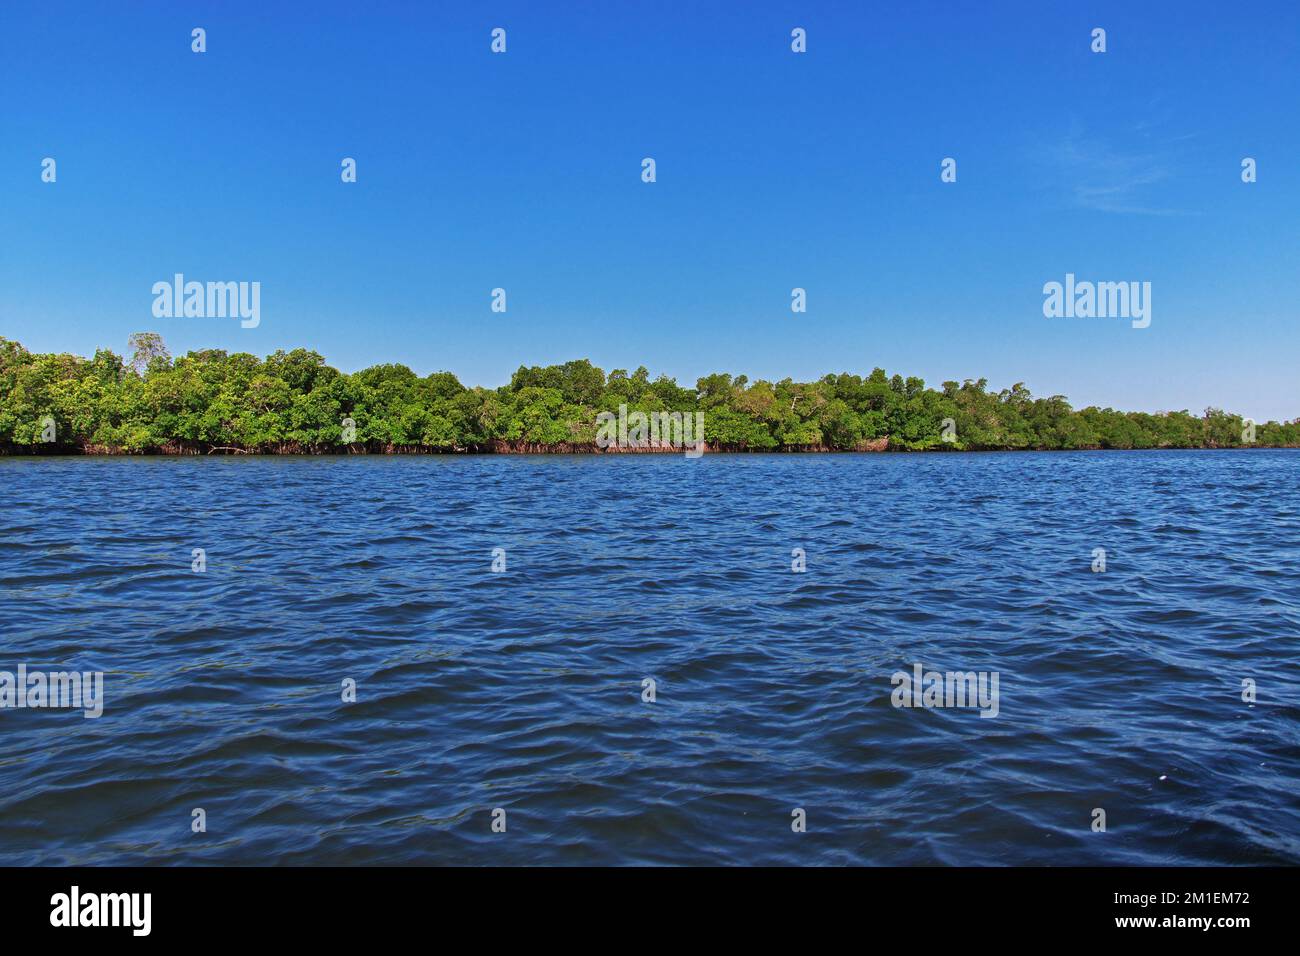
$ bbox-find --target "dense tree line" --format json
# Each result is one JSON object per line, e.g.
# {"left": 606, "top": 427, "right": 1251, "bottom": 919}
{"left": 1, "top": 334, "right": 1296, "bottom": 453}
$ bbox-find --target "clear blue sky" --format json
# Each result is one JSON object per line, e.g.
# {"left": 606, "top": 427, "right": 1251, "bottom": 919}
{"left": 2, "top": 1, "right": 1298, "bottom": 420}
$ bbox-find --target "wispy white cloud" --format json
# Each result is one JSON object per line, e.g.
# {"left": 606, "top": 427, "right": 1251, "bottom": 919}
{"left": 1035, "top": 120, "right": 1192, "bottom": 216}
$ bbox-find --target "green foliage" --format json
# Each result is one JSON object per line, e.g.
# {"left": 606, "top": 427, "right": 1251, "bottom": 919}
{"left": 0, "top": 334, "right": 1296, "bottom": 453}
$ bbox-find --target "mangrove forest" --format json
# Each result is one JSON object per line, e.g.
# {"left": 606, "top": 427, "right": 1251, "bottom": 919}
{"left": 1, "top": 334, "right": 1296, "bottom": 454}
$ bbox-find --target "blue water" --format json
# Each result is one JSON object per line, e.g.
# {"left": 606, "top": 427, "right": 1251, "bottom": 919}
{"left": 1, "top": 451, "right": 1297, "bottom": 865}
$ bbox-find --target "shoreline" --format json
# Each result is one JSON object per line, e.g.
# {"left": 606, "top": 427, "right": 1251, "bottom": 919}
{"left": 3, "top": 441, "right": 1297, "bottom": 457}
{"left": 5, "top": 338, "right": 1297, "bottom": 454}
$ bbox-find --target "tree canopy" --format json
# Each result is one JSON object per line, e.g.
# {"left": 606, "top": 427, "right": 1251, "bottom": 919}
{"left": 1, "top": 335, "right": 1295, "bottom": 453}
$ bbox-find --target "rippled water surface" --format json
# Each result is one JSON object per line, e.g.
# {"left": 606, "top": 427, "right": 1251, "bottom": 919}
{"left": 1, "top": 452, "right": 1297, "bottom": 865}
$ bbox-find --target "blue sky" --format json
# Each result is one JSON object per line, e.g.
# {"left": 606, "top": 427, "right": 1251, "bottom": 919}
{"left": 2, "top": 1, "right": 1298, "bottom": 420}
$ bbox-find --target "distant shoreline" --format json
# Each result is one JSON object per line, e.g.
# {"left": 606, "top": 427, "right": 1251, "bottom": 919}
{"left": 4, "top": 335, "right": 1297, "bottom": 454}
{"left": 3, "top": 441, "right": 1297, "bottom": 457}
